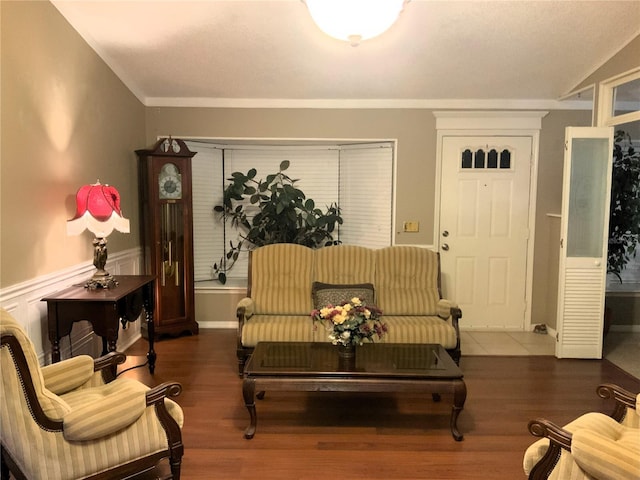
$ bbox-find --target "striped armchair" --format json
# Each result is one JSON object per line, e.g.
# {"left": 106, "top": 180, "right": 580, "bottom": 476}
{"left": 236, "top": 244, "right": 462, "bottom": 375}
{"left": 524, "top": 384, "right": 640, "bottom": 480}
{"left": 0, "top": 309, "right": 184, "bottom": 480}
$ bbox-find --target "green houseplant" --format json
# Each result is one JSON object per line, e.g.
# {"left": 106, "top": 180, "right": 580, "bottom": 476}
{"left": 212, "top": 160, "right": 343, "bottom": 283}
{"left": 608, "top": 129, "right": 640, "bottom": 282}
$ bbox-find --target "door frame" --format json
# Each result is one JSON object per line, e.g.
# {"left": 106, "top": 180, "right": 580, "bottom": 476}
{"left": 433, "top": 111, "right": 548, "bottom": 330}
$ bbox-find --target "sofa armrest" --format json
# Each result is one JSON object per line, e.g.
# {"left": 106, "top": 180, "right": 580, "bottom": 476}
{"left": 237, "top": 297, "right": 255, "bottom": 320}
{"left": 437, "top": 299, "right": 459, "bottom": 319}
{"left": 237, "top": 297, "right": 255, "bottom": 354}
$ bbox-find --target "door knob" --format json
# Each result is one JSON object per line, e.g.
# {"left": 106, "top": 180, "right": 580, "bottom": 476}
{"left": 442, "top": 230, "right": 449, "bottom": 237}
{"left": 442, "top": 244, "right": 450, "bottom": 251}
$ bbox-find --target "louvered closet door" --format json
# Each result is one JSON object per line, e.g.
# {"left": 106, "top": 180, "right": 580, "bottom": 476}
{"left": 556, "top": 127, "right": 613, "bottom": 359}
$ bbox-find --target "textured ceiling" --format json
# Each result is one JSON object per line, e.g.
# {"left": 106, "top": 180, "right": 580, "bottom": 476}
{"left": 51, "top": 0, "right": 640, "bottom": 107}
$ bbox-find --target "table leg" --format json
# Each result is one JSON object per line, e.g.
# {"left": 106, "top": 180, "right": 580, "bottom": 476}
{"left": 142, "top": 282, "right": 156, "bottom": 374}
{"left": 51, "top": 339, "right": 61, "bottom": 363}
{"left": 243, "top": 378, "right": 257, "bottom": 439}
{"left": 450, "top": 380, "right": 467, "bottom": 441}
{"left": 146, "top": 308, "right": 157, "bottom": 374}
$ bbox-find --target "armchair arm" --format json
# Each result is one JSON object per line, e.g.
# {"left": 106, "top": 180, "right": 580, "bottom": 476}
{"left": 597, "top": 383, "right": 638, "bottom": 423}
{"left": 527, "top": 418, "right": 573, "bottom": 480}
{"left": 146, "top": 382, "right": 184, "bottom": 458}
{"left": 146, "top": 381, "right": 183, "bottom": 406}
{"left": 41, "top": 355, "right": 95, "bottom": 395}
{"left": 528, "top": 418, "right": 573, "bottom": 449}
{"left": 94, "top": 351, "right": 127, "bottom": 383}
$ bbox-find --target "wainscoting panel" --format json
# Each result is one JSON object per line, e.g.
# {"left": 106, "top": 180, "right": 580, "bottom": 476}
{"left": 0, "top": 248, "right": 143, "bottom": 365}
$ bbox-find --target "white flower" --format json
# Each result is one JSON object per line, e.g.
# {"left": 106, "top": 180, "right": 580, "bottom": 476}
{"left": 341, "top": 331, "right": 351, "bottom": 339}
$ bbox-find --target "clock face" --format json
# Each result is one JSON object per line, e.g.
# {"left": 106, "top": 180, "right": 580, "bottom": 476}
{"left": 158, "top": 163, "right": 182, "bottom": 199}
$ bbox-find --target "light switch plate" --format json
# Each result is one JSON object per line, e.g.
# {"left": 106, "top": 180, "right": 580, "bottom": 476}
{"left": 403, "top": 221, "right": 419, "bottom": 232}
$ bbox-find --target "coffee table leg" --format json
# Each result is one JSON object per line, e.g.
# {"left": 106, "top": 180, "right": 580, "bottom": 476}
{"left": 243, "top": 378, "right": 257, "bottom": 439}
{"left": 450, "top": 380, "right": 467, "bottom": 441}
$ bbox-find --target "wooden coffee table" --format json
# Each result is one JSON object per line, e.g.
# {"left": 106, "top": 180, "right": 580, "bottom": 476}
{"left": 242, "top": 342, "right": 467, "bottom": 440}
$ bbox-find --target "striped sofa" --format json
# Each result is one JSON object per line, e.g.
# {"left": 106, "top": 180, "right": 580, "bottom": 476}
{"left": 236, "top": 244, "right": 462, "bottom": 375}
{"left": 0, "top": 309, "right": 184, "bottom": 480}
{"left": 524, "top": 384, "right": 640, "bottom": 480}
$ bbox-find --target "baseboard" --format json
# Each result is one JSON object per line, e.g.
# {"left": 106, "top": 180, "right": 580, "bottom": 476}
{"left": 198, "top": 321, "right": 236, "bottom": 329}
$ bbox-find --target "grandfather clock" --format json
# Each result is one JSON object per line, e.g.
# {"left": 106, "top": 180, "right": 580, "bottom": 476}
{"left": 137, "top": 138, "right": 199, "bottom": 339}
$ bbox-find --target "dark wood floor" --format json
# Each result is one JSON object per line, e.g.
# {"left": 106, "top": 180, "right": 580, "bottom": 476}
{"left": 121, "top": 330, "right": 640, "bottom": 480}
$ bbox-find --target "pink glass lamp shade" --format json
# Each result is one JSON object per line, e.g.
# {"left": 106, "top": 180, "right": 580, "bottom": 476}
{"left": 67, "top": 181, "right": 130, "bottom": 288}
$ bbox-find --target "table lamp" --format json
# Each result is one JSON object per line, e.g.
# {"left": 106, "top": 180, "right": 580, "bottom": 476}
{"left": 67, "top": 181, "right": 130, "bottom": 289}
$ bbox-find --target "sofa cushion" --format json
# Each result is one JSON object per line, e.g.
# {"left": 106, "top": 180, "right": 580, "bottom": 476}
{"left": 572, "top": 425, "right": 640, "bottom": 480}
{"left": 61, "top": 378, "right": 148, "bottom": 441}
{"left": 381, "top": 315, "right": 458, "bottom": 349}
{"left": 375, "top": 247, "right": 441, "bottom": 315}
{"left": 250, "top": 244, "right": 314, "bottom": 315}
{"left": 312, "top": 282, "right": 375, "bottom": 309}
{"left": 242, "top": 315, "right": 314, "bottom": 347}
{"left": 315, "top": 245, "right": 375, "bottom": 284}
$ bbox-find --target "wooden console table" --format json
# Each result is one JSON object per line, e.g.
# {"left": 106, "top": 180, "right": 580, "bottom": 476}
{"left": 42, "top": 275, "right": 157, "bottom": 374}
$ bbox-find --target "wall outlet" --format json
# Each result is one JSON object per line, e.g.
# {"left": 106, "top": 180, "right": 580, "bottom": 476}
{"left": 403, "top": 221, "right": 419, "bottom": 232}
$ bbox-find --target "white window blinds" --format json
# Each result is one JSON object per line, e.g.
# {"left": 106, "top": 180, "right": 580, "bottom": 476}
{"left": 190, "top": 143, "right": 224, "bottom": 281}
{"left": 338, "top": 143, "right": 394, "bottom": 248}
{"left": 188, "top": 140, "right": 394, "bottom": 281}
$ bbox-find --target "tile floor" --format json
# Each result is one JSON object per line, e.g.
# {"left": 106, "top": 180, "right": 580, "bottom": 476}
{"left": 462, "top": 330, "right": 639, "bottom": 379}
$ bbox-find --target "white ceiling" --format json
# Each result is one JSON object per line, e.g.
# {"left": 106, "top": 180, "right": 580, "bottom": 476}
{"left": 51, "top": 0, "right": 640, "bottom": 108}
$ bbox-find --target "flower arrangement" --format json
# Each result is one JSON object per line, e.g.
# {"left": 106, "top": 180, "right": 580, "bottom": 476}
{"left": 311, "top": 297, "right": 387, "bottom": 347}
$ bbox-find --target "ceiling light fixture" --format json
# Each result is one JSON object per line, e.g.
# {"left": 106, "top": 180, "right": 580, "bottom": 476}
{"left": 304, "top": 0, "right": 408, "bottom": 47}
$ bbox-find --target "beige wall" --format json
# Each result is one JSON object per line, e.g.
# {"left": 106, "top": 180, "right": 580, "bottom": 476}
{"left": 1, "top": 1, "right": 145, "bottom": 288}
{"left": 145, "top": 107, "right": 438, "bottom": 246}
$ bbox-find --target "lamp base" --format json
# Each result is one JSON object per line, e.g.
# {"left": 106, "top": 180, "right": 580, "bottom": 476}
{"left": 86, "top": 237, "right": 118, "bottom": 289}
{"left": 85, "top": 271, "right": 118, "bottom": 290}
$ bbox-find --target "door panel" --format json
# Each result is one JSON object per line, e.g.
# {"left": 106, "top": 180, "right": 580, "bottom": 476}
{"left": 440, "top": 136, "right": 532, "bottom": 329}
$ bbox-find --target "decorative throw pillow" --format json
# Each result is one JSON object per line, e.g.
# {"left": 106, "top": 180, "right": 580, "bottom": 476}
{"left": 312, "top": 282, "right": 375, "bottom": 310}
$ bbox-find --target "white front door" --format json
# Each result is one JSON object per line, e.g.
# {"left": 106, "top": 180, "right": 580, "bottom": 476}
{"left": 439, "top": 136, "right": 533, "bottom": 329}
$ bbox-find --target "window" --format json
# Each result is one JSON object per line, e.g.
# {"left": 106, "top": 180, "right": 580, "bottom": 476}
{"left": 188, "top": 141, "right": 394, "bottom": 282}
{"left": 598, "top": 67, "right": 640, "bottom": 127}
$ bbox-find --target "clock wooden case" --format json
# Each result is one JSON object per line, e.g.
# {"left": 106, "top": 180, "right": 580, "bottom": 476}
{"left": 137, "top": 138, "right": 199, "bottom": 339}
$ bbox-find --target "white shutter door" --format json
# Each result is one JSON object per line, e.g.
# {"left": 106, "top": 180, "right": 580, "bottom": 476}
{"left": 556, "top": 127, "right": 613, "bottom": 358}
{"left": 339, "top": 143, "right": 393, "bottom": 247}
